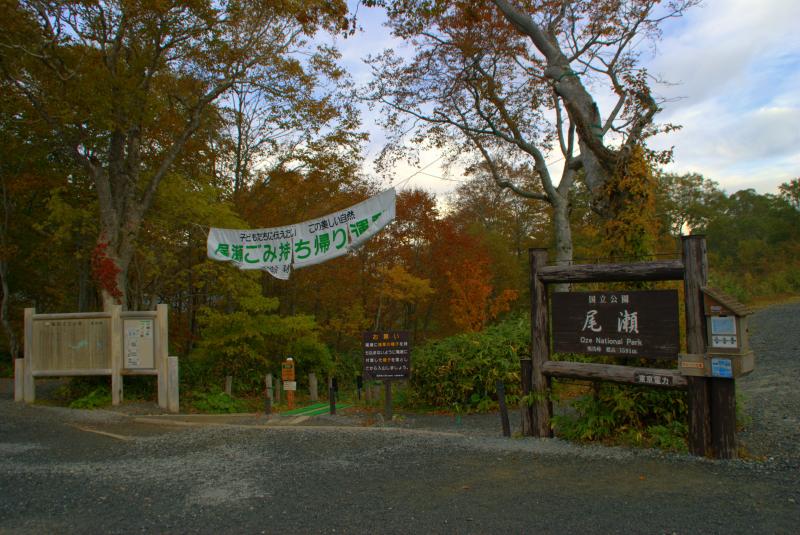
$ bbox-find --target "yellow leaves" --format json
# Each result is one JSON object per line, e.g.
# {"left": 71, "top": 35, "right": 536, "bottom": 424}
{"left": 602, "top": 145, "right": 660, "bottom": 259}
{"left": 377, "top": 264, "right": 434, "bottom": 304}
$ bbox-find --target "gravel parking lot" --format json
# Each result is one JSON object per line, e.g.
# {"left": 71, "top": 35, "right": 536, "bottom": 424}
{"left": 1, "top": 302, "right": 798, "bottom": 534}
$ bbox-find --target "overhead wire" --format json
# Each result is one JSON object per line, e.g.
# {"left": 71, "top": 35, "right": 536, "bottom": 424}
{"left": 391, "top": 155, "right": 445, "bottom": 188}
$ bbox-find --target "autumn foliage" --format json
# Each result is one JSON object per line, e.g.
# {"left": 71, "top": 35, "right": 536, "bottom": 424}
{"left": 90, "top": 241, "right": 122, "bottom": 302}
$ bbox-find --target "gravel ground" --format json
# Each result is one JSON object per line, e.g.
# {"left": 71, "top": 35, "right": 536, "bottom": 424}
{"left": 1, "top": 302, "right": 799, "bottom": 534}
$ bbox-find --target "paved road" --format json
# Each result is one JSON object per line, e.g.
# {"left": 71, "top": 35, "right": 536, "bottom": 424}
{"left": 1, "top": 302, "right": 799, "bottom": 534}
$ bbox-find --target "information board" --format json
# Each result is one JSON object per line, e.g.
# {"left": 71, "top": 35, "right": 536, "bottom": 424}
{"left": 711, "top": 357, "right": 733, "bottom": 378}
{"left": 551, "top": 290, "right": 679, "bottom": 359}
{"left": 363, "top": 331, "right": 411, "bottom": 380}
{"left": 123, "top": 319, "right": 154, "bottom": 369}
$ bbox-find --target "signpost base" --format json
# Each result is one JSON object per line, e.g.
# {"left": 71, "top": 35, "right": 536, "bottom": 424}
{"left": 384, "top": 380, "right": 392, "bottom": 421}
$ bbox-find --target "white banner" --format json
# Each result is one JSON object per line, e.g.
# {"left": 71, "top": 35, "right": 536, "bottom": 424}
{"left": 206, "top": 225, "right": 295, "bottom": 280}
{"left": 207, "top": 189, "right": 396, "bottom": 279}
{"left": 293, "top": 188, "right": 397, "bottom": 269}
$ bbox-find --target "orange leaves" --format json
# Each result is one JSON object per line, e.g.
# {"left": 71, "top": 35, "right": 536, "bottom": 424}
{"left": 432, "top": 217, "right": 519, "bottom": 333}
{"left": 446, "top": 256, "right": 518, "bottom": 333}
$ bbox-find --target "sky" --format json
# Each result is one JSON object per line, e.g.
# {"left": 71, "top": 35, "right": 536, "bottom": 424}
{"left": 331, "top": 0, "right": 800, "bottom": 198}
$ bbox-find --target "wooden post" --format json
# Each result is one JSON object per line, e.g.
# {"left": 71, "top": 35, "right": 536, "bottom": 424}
{"left": 274, "top": 377, "right": 281, "bottom": 404}
{"left": 529, "top": 248, "right": 552, "bottom": 437}
{"left": 225, "top": 375, "right": 233, "bottom": 396}
{"left": 167, "top": 356, "right": 179, "bottom": 413}
{"left": 23, "top": 308, "right": 35, "bottom": 402}
{"left": 156, "top": 304, "right": 168, "bottom": 409}
{"left": 309, "top": 372, "right": 318, "bottom": 402}
{"left": 265, "top": 373, "right": 273, "bottom": 415}
{"left": 711, "top": 378, "right": 737, "bottom": 458}
{"left": 497, "top": 381, "right": 511, "bottom": 437}
{"left": 519, "top": 358, "right": 533, "bottom": 436}
{"left": 14, "top": 358, "right": 24, "bottom": 402}
{"left": 286, "top": 387, "right": 294, "bottom": 410}
{"left": 365, "top": 383, "right": 372, "bottom": 402}
{"left": 329, "top": 385, "right": 336, "bottom": 415}
{"left": 384, "top": 380, "right": 392, "bottom": 421}
{"left": 110, "top": 305, "right": 123, "bottom": 406}
{"left": 683, "top": 235, "right": 712, "bottom": 457}
{"left": 282, "top": 358, "right": 295, "bottom": 410}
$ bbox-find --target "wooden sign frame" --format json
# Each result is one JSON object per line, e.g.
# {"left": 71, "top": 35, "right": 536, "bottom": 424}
{"left": 527, "top": 236, "right": 735, "bottom": 459}
{"left": 18, "top": 304, "right": 177, "bottom": 412}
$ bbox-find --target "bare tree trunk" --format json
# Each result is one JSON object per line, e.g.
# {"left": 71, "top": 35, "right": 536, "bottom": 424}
{"left": 0, "top": 260, "right": 18, "bottom": 359}
{"left": 550, "top": 193, "right": 573, "bottom": 293}
{"left": 0, "top": 179, "right": 19, "bottom": 358}
{"left": 551, "top": 195, "right": 573, "bottom": 267}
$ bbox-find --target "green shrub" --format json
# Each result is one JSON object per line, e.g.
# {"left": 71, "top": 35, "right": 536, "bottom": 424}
{"left": 189, "top": 388, "right": 249, "bottom": 413}
{"left": 552, "top": 382, "right": 688, "bottom": 451}
{"left": 191, "top": 292, "right": 333, "bottom": 395}
{"left": 0, "top": 357, "right": 12, "bottom": 378}
{"left": 408, "top": 315, "right": 529, "bottom": 411}
{"left": 69, "top": 386, "right": 112, "bottom": 409}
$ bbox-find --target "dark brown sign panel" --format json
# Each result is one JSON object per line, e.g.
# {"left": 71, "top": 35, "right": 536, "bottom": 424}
{"left": 551, "top": 290, "right": 679, "bottom": 359}
{"left": 363, "top": 331, "right": 411, "bottom": 380}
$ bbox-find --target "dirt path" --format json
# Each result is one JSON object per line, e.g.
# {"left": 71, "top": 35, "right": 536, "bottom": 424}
{"left": 736, "top": 301, "right": 800, "bottom": 467}
{"left": 1, "top": 303, "right": 799, "bottom": 533}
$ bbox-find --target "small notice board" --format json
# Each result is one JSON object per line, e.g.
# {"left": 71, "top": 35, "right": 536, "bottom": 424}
{"left": 124, "top": 319, "right": 155, "bottom": 369}
{"left": 363, "top": 331, "right": 411, "bottom": 380}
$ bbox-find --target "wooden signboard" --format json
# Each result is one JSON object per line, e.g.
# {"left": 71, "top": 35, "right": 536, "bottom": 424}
{"left": 31, "top": 317, "right": 110, "bottom": 371}
{"left": 363, "top": 331, "right": 410, "bottom": 380}
{"left": 281, "top": 359, "right": 295, "bottom": 381}
{"left": 281, "top": 358, "right": 296, "bottom": 409}
{"left": 551, "top": 290, "right": 679, "bottom": 359}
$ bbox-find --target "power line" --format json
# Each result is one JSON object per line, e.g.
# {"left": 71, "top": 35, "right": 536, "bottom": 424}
{"left": 392, "top": 155, "right": 445, "bottom": 188}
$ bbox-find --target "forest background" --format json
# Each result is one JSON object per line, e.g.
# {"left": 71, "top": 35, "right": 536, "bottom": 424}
{"left": 0, "top": 1, "right": 799, "bottom": 439}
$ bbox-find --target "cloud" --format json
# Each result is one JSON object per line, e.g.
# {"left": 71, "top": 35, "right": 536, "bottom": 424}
{"left": 342, "top": 0, "right": 800, "bottom": 197}
{"left": 650, "top": 0, "right": 800, "bottom": 109}
{"left": 644, "top": 0, "right": 800, "bottom": 193}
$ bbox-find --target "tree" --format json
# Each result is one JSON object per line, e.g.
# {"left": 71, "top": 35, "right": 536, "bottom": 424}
{"left": 0, "top": 87, "right": 79, "bottom": 356}
{"left": 365, "top": 0, "right": 695, "bottom": 265}
{"left": 656, "top": 172, "right": 725, "bottom": 237}
{"left": 0, "top": 0, "right": 351, "bottom": 308}
{"left": 779, "top": 178, "right": 800, "bottom": 210}
{"left": 449, "top": 163, "right": 550, "bottom": 258}
{"left": 429, "top": 217, "right": 519, "bottom": 334}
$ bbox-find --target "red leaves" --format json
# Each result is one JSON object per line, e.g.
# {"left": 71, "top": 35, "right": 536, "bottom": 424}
{"left": 91, "top": 241, "right": 123, "bottom": 301}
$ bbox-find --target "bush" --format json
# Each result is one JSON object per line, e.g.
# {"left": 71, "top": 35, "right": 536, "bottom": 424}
{"left": 408, "top": 315, "right": 529, "bottom": 411}
{"left": 191, "top": 292, "right": 332, "bottom": 395}
{"left": 552, "top": 382, "right": 688, "bottom": 452}
{"left": 69, "top": 386, "right": 112, "bottom": 409}
{"left": 189, "top": 388, "right": 250, "bottom": 413}
{"left": 0, "top": 357, "right": 12, "bottom": 378}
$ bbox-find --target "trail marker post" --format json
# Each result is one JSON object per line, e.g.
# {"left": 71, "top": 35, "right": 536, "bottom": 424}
{"left": 265, "top": 373, "right": 273, "bottom": 415}
{"left": 282, "top": 358, "right": 296, "bottom": 410}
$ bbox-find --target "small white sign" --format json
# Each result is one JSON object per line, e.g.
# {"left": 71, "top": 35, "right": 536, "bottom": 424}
{"left": 710, "top": 316, "right": 736, "bottom": 335}
{"left": 711, "top": 334, "right": 738, "bottom": 348}
{"left": 283, "top": 381, "right": 297, "bottom": 391}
